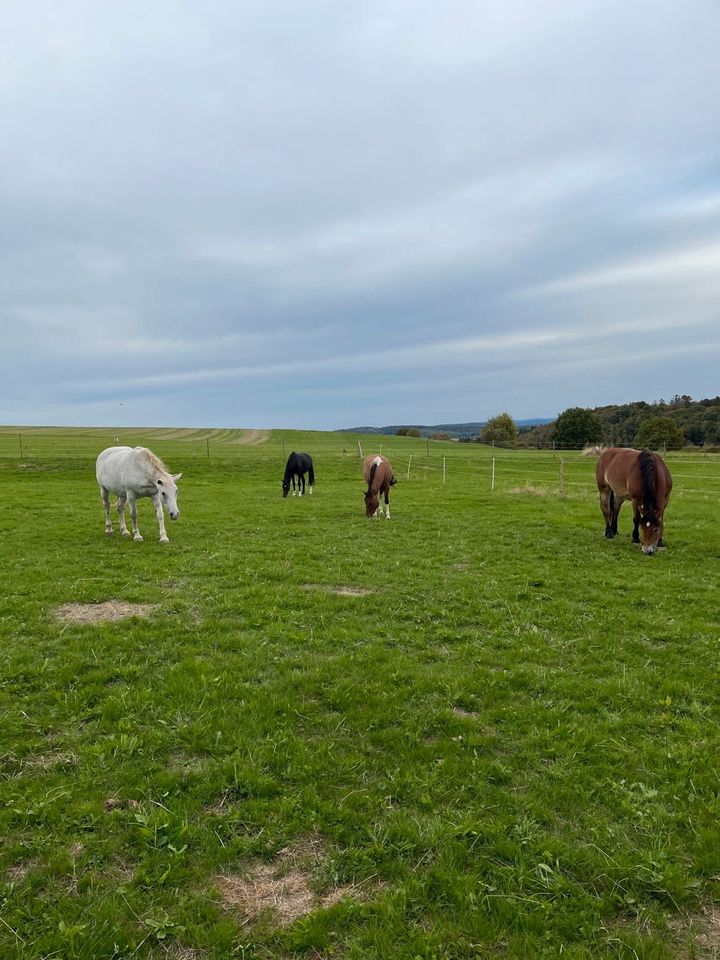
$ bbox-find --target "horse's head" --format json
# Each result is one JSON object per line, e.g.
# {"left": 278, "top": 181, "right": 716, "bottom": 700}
{"left": 364, "top": 488, "right": 379, "bottom": 518}
{"left": 156, "top": 473, "right": 181, "bottom": 520}
{"left": 639, "top": 510, "right": 662, "bottom": 554}
{"left": 282, "top": 479, "right": 291, "bottom": 498}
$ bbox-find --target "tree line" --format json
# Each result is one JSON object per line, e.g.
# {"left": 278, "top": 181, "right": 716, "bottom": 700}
{"left": 394, "top": 396, "right": 720, "bottom": 449}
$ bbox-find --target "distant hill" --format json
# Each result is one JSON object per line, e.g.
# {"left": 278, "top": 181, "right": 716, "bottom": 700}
{"left": 340, "top": 419, "right": 553, "bottom": 440}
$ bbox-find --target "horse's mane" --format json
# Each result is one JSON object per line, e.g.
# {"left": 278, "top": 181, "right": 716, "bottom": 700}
{"left": 367, "top": 460, "right": 378, "bottom": 493}
{"left": 283, "top": 452, "right": 298, "bottom": 482}
{"left": 136, "top": 447, "right": 168, "bottom": 474}
{"left": 638, "top": 448, "right": 657, "bottom": 512}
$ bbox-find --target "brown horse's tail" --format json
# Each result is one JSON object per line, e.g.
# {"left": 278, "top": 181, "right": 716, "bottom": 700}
{"left": 638, "top": 448, "right": 658, "bottom": 513}
{"left": 389, "top": 473, "right": 397, "bottom": 486}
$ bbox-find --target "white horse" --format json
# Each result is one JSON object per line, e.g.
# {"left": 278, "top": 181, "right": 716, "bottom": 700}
{"left": 96, "top": 446, "right": 182, "bottom": 543}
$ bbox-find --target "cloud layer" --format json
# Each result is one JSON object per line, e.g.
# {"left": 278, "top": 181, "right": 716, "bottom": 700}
{"left": 2, "top": 1, "right": 719, "bottom": 428}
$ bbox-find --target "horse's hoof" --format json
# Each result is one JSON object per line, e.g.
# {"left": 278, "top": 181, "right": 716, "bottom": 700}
{"left": 122, "top": 530, "right": 131, "bottom": 538}
{"left": 159, "top": 537, "right": 169, "bottom": 544}
{"left": 134, "top": 535, "right": 144, "bottom": 543}
{"left": 105, "top": 529, "right": 114, "bottom": 536}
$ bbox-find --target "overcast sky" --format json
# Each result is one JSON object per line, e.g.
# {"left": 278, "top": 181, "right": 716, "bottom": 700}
{"left": 2, "top": 1, "right": 719, "bottom": 429}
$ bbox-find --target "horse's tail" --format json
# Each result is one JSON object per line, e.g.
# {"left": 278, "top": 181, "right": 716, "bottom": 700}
{"left": 638, "top": 448, "right": 658, "bottom": 512}
{"left": 307, "top": 458, "right": 315, "bottom": 486}
{"left": 389, "top": 473, "right": 397, "bottom": 486}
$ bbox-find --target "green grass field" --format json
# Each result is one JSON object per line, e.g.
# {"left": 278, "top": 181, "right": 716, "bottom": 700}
{"left": 1, "top": 427, "right": 719, "bottom": 959}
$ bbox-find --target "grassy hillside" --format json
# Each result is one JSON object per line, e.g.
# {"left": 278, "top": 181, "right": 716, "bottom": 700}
{"left": 0, "top": 427, "right": 719, "bottom": 959}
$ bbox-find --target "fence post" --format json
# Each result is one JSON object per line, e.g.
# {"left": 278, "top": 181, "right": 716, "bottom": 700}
{"left": 206, "top": 437, "right": 210, "bottom": 459}
{"left": 491, "top": 454, "right": 496, "bottom": 491}
{"left": 426, "top": 439, "right": 429, "bottom": 457}
{"left": 407, "top": 454, "right": 412, "bottom": 480}
{"left": 282, "top": 438, "right": 286, "bottom": 458}
{"left": 18, "top": 433, "right": 23, "bottom": 459}
{"left": 443, "top": 457, "right": 446, "bottom": 484}
{"left": 559, "top": 457, "right": 565, "bottom": 495}
{"left": 357, "top": 440, "right": 363, "bottom": 458}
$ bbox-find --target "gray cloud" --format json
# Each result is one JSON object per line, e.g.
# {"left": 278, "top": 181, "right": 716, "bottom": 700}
{"left": 1, "top": 1, "right": 719, "bottom": 428}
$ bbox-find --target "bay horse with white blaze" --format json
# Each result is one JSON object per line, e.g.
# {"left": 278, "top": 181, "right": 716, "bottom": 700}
{"left": 363, "top": 454, "right": 396, "bottom": 518}
{"left": 96, "top": 446, "right": 182, "bottom": 543}
{"left": 282, "top": 452, "right": 314, "bottom": 497}
{"left": 595, "top": 447, "right": 672, "bottom": 554}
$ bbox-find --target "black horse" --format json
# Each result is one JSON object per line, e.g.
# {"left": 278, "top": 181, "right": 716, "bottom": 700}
{"left": 282, "top": 452, "right": 315, "bottom": 497}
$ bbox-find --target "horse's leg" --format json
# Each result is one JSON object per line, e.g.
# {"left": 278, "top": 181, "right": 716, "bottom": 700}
{"left": 152, "top": 493, "right": 169, "bottom": 543}
{"left": 117, "top": 492, "right": 131, "bottom": 537}
{"left": 100, "top": 486, "right": 113, "bottom": 534}
{"left": 299, "top": 473, "right": 304, "bottom": 497}
{"left": 384, "top": 487, "right": 391, "bottom": 519}
{"left": 292, "top": 476, "right": 297, "bottom": 496}
{"left": 127, "top": 492, "right": 143, "bottom": 542}
{"left": 610, "top": 494, "right": 622, "bottom": 537}
{"left": 599, "top": 484, "right": 614, "bottom": 538}
{"left": 631, "top": 501, "right": 641, "bottom": 544}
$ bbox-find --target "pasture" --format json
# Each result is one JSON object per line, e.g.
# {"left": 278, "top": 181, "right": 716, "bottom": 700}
{"left": 0, "top": 427, "right": 719, "bottom": 960}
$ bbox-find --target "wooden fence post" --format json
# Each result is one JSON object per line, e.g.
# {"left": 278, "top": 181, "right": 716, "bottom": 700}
{"left": 491, "top": 454, "right": 496, "bottom": 491}
{"left": 559, "top": 457, "right": 565, "bottom": 495}
{"left": 357, "top": 440, "right": 363, "bottom": 458}
{"left": 443, "top": 457, "right": 446, "bottom": 484}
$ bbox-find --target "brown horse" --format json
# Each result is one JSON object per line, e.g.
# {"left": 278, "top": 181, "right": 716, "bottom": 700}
{"left": 362, "top": 454, "right": 396, "bottom": 518}
{"left": 595, "top": 447, "right": 672, "bottom": 554}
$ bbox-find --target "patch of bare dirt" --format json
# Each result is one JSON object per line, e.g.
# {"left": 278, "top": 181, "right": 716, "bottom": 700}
{"left": 53, "top": 601, "right": 157, "bottom": 624}
{"left": 214, "top": 835, "right": 370, "bottom": 926}
{"left": 230, "top": 429, "right": 271, "bottom": 445}
{"left": 167, "top": 753, "right": 210, "bottom": 776}
{"left": 671, "top": 906, "right": 720, "bottom": 958}
{"left": 6, "top": 859, "right": 39, "bottom": 883}
{"left": 103, "top": 797, "right": 140, "bottom": 813}
{"left": 22, "top": 752, "right": 77, "bottom": 771}
{"left": 301, "top": 584, "right": 374, "bottom": 597}
{"left": 155, "top": 948, "right": 204, "bottom": 960}
{"left": 452, "top": 705, "right": 480, "bottom": 719}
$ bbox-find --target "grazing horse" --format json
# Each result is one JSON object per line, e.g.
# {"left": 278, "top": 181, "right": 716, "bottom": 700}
{"left": 363, "top": 454, "right": 396, "bottom": 518}
{"left": 96, "top": 446, "right": 182, "bottom": 543}
{"left": 595, "top": 447, "right": 672, "bottom": 554}
{"left": 282, "top": 452, "right": 314, "bottom": 497}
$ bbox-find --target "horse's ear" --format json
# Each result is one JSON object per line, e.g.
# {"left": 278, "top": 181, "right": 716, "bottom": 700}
{"left": 173, "top": 473, "right": 183, "bottom": 482}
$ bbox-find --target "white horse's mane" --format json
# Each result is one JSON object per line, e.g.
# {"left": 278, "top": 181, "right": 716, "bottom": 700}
{"left": 136, "top": 446, "right": 169, "bottom": 474}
